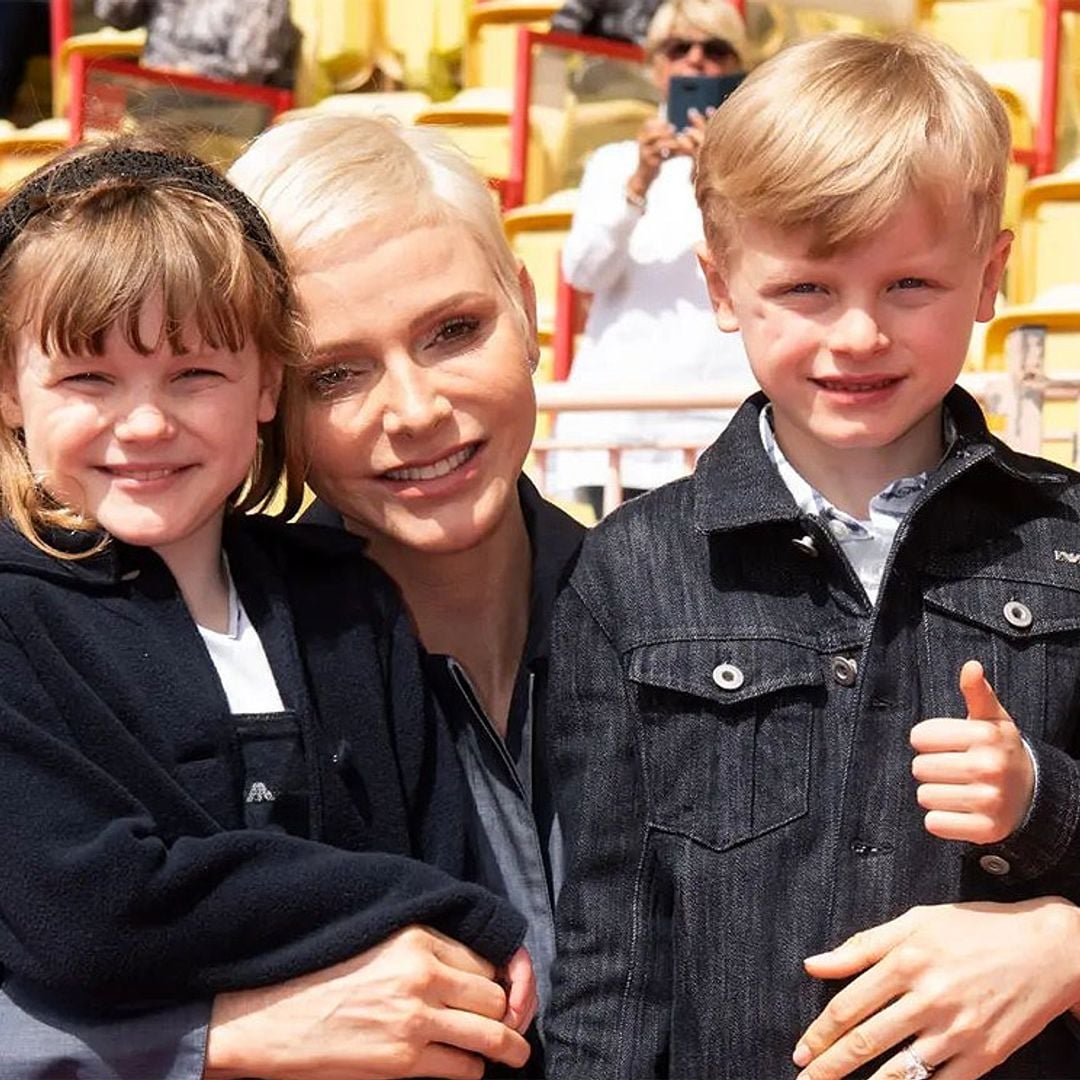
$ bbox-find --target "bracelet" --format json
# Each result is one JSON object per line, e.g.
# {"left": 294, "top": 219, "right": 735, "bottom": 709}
{"left": 624, "top": 183, "right": 647, "bottom": 212}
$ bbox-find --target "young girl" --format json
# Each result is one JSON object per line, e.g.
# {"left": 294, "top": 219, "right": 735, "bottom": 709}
{"left": 0, "top": 140, "right": 531, "bottom": 1066}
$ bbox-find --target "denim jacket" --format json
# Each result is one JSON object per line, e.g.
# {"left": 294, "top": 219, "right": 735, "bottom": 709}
{"left": 546, "top": 388, "right": 1080, "bottom": 1079}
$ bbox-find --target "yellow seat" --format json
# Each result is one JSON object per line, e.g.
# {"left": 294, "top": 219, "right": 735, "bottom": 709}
{"left": 502, "top": 199, "right": 575, "bottom": 333}
{"left": 53, "top": 29, "right": 145, "bottom": 117}
{"left": 981, "top": 300, "right": 1080, "bottom": 464}
{"left": 416, "top": 88, "right": 562, "bottom": 204}
{"left": 464, "top": 1, "right": 559, "bottom": 90}
{"left": 1009, "top": 173, "right": 1080, "bottom": 304}
{"left": 0, "top": 130, "right": 67, "bottom": 192}
{"left": 380, "top": 0, "right": 467, "bottom": 98}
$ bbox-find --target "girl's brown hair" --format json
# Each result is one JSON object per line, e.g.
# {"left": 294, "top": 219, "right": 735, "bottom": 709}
{"left": 0, "top": 139, "right": 308, "bottom": 557}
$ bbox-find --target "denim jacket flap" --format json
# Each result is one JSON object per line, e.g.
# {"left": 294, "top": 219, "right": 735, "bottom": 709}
{"left": 627, "top": 636, "right": 824, "bottom": 708}
{"left": 923, "top": 573, "right": 1080, "bottom": 641}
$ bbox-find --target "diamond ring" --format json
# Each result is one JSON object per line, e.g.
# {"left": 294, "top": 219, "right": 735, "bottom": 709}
{"left": 902, "top": 1045, "right": 934, "bottom": 1080}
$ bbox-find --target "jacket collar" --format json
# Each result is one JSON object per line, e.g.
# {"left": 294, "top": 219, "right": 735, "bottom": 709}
{"left": 302, "top": 476, "right": 586, "bottom": 668}
{"left": 692, "top": 386, "right": 1071, "bottom": 536}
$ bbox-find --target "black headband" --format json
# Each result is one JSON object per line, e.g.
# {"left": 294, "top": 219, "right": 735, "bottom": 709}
{"left": 0, "top": 147, "right": 285, "bottom": 275}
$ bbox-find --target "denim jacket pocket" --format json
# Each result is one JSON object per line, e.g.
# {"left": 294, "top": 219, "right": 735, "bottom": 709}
{"left": 628, "top": 637, "right": 823, "bottom": 851}
{"left": 922, "top": 576, "right": 1080, "bottom": 743}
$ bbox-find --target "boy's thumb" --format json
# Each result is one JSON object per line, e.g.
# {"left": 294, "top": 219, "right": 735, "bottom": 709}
{"left": 959, "top": 659, "right": 1007, "bottom": 721}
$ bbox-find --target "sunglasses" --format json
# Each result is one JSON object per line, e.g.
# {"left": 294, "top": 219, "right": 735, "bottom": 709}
{"left": 659, "top": 37, "right": 737, "bottom": 63}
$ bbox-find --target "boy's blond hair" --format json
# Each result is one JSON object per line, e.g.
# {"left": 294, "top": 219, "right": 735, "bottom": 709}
{"left": 695, "top": 32, "right": 1010, "bottom": 261}
{"left": 0, "top": 139, "right": 308, "bottom": 556}
{"left": 644, "top": 0, "right": 748, "bottom": 64}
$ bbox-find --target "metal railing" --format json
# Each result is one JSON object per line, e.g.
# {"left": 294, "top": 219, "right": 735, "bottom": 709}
{"left": 531, "top": 363, "right": 1075, "bottom": 517}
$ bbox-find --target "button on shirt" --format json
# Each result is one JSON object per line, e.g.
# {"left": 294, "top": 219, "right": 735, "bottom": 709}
{"left": 759, "top": 406, "right": 956, "bottom": 605}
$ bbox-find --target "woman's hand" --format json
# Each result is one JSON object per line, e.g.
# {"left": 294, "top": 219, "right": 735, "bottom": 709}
{"left": 629, "top": 117, "right": 679, "bottom": 201}
{"left": 792, "top": 898, "right": 1080, "bottom": 1080}
{"left": 205, "top": 925, "right": 531, "bottom": 1079}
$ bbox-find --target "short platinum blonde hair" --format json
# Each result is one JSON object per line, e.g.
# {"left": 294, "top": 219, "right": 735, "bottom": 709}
{"left": 695, "top": 32, "right": 1011, "bottom": 260}
{"left": 644, "top": 0, "right": 748, "bottom": 63}
{"left": 228, "top": 114, "right": 529, "bottom": 335}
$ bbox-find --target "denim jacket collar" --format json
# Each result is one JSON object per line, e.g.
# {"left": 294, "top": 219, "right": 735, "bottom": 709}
{"left": 692, "top": 386, "right": 1069, "bottom": 536}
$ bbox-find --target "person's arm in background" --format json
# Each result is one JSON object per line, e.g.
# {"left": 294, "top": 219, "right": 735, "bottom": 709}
{"left": 92, "top": 0, "right": 148, "bottom": 31}
{"left": 550, "top": 0, "right": 600, "bottom": 35}
{"left": 560, "top": 124, "right": 675, "bottom": 295}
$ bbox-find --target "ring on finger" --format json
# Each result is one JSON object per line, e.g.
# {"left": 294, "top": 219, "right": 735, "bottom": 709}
{"left": 901, "top": 1044, "right": 935, "bottom": 1080}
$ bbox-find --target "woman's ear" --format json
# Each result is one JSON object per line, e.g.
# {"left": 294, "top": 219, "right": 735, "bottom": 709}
{"left": 517, "top": 262, "right": 541, "bottom": 371}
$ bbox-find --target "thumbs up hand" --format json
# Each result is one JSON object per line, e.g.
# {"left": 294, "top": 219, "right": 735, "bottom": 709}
{"left": 910, "top": 661, "right": 1035, "bottom": 844}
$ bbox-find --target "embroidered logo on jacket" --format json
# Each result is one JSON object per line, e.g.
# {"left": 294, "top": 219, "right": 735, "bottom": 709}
{"left": 245, "top": 781, "right": 276, "bottom": 803}
{"left": 1054, "top": 550, "right": 1080, "bottom": 564}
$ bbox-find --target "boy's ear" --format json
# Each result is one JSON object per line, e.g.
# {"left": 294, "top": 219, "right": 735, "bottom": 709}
{"left": 697, "top": 244, "right": 740, "bottom": 332}
{"left": 975, "top": 228, "right": 1013, "bottom": 324}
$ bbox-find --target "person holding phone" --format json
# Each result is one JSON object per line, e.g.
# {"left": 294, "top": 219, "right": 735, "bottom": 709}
{"left": 549, "top": 0, "right": 753, "bottom": 519}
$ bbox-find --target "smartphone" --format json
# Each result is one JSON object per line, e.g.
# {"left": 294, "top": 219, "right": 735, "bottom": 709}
{"left": 666, "top": 73, "right": 745, "bottom": 132}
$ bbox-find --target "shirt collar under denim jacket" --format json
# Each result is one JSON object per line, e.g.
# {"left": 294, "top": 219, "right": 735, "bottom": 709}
{"left": 545, "top": 386, "right": 1080, "bottom": 1080}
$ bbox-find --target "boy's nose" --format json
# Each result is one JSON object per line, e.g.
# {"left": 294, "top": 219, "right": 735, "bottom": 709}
{"left": 828, "top": 307, "right": 888, "bottom": 356}
{"left": 114, "top": 401, "right": 175, "bottom": 442}
{"left": 381, "top": 362, "right": 452, "bottom": 437}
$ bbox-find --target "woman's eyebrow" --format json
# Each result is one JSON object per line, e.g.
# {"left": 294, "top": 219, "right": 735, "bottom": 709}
{"left": 407, "top": 291, "right": 491, "bottom": 332}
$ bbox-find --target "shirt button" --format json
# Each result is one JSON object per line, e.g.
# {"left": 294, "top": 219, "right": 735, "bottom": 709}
{"left": 791, "top": 535, "right": 819, "bottom": 557}
{"left": 712, "top": 663, "right": 745, "bottom": 691}
{"left": 979, "top": 854, "right": 1012, "bottom": 876}
{"left": 831, "top": 656, "right": 858, "bottom": 686}
{"left": 1002, "top": 600, "right": 1033, "bottom": 630}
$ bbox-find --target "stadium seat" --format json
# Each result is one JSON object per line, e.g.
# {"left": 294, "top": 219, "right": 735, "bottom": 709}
{"left": 1009, "top": 172, "right": 1080, "bottom": 303}
{"left": 464, "top": 1, "right": 559, "bottom": 90}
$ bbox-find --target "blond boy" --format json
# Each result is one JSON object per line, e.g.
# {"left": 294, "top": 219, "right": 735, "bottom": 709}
{"left": 547, "top": 33, "right": 1080, "bottom": 1079}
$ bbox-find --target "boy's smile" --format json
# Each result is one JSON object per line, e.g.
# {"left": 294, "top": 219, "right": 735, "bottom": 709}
{"left": 702, "top": 194, "right": 1011, "bottom": 513}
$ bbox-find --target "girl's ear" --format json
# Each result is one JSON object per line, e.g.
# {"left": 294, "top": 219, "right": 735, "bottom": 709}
{"left": 0, "top": 371, "right": 23, "bottom": 429}
{"left": 257, "top": 356, "right": 283, "bottom": 424}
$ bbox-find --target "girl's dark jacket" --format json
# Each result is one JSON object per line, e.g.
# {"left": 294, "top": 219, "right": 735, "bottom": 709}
{"left": 0, "top": 513, "right": 524, "bottom": 1006}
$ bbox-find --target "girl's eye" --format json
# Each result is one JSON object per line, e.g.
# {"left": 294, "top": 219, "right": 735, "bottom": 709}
{"left": 786, "top": 282, "right": 824, "bottom": 296}
{"left": 429, "top": 316, "right": 480, "bottom": 348}
{"left": 61, "top": 371, "right": 110, "bottom": 386}
{"left": 307, "top": 363, "right": 372, "bottom": 396}
{"left": 176, "top": 368, "right": 223, "bottom": 381}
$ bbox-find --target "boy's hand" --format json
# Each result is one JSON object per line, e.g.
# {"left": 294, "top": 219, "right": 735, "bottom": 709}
{"left": 792, "top": 899, "right": 1080, "bottom": 1080}
{"left": 910, "top": 660, "right": 1034, "bottom": 844}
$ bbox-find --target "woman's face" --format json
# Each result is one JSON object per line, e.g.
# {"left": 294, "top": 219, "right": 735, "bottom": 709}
{"left": 294, "top": 220, "right": 537, "bottom": 560}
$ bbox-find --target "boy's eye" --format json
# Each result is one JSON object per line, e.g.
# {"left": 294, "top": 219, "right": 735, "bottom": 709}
{"left": 893, "top": 277, "right": 929, "bottom": 290}
{"left": 427, "top": 316, "right": 480, "bottom": 348}
{"left": 787, "top": 282, "right": 824, "bottom": 295}
{"left": 307, "top": 362, "right": 373, "bottom": 397}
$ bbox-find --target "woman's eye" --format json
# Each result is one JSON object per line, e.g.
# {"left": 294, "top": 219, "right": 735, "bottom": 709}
{"left": 307, "top": 363, "right": 370, "bottom": 396}
{"left": 429, "top": 316, "right": 480, "bottom": 348}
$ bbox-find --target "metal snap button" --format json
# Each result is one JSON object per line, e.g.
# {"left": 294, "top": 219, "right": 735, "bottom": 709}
{"left": 712, "top": 663, "right": 745, "bottom": 691}
{"left": 978, "top": 854, "right": 1011, "bottom": 876}
{"left": 831, "top": 656, "right": 858, "bottom": 686}
{"left": 791, "top": 535, "right": 818, "bottom": 557}
{"left": 1002, "top": 600, "right": 1033, "bottom": 630}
